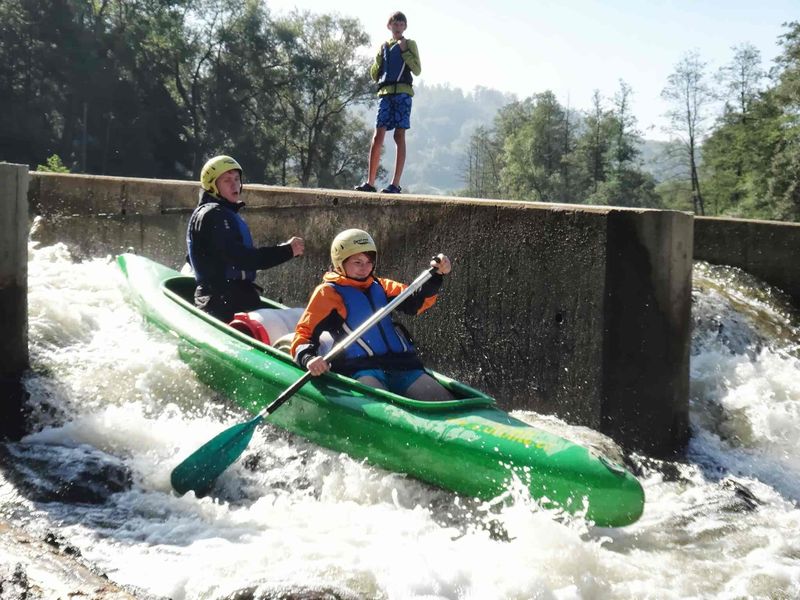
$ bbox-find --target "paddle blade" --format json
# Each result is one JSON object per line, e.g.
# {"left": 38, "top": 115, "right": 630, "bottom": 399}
{"left": 170, "top": 415, "right": 262, "bottom": 496}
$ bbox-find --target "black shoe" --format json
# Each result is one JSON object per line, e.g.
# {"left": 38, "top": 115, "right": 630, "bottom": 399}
{"left": 354, "top": 182, "right": 377, "bottom": 192}
{"left": 381, "top": 184, "right": 402, "bottom": 193}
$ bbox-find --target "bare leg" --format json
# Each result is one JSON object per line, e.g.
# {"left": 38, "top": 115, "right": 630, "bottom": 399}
{"left": 391, "top": 128, "right": 406, "bottom": 187}
{"left": 367, "top": 128, "right": 387, "bottom": 186}
{"left": 404, "top": 373, "right": 454, "bottom": 401}
{"left": 357, "top": 375, "right": 387, "bottom": 391}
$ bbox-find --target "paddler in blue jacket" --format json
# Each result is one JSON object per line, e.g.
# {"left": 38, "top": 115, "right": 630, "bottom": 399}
{"left": 187, "top": 155, "right": 304, "bottom": 322}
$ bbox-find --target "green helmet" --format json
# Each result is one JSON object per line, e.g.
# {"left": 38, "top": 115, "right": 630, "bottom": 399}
{"left": 330, "top": 229, "right": 377, "bottom": 275}
{"left": 200, "top": 155, "right": 243, "bottom": 197}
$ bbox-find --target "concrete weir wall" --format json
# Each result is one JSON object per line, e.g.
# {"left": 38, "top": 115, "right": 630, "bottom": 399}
{"left": 695, "top": 216, "right": 800, "bottom": 306}
{"left": 0, "top": 163, "right": 29, "bottom": 440}
{"left": 28, "top": 172, "right": 693, "bottom": 455}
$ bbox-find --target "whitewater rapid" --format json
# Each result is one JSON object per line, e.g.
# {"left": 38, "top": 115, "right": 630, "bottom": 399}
{"left": 1, "top": 243, "right": 799, "bottom": 599}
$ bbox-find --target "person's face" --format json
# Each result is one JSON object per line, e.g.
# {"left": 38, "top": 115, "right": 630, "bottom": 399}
{"left": 216, "top": 169, "right": 241, "bottom": 203}
{"left": 343, "top": 253, "right": 374, "bottom": 279}
{"left": 388, "top": 19, "right": 407, "bottom": 38}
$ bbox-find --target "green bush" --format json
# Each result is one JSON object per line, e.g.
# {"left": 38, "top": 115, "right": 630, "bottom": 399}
{"left": 36, "top": 155, "right": 70, "bottom": 173}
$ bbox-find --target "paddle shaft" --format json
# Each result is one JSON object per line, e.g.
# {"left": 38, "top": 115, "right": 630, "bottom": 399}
{"left": 169, "top": 263, "right": 438, "bottom": 496}
{"left": 254, "top": 265, "right": 437, "bottom": 420}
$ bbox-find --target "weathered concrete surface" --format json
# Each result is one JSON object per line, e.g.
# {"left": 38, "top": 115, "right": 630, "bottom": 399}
{"left": 601, "top": 211, "right": 692, "bottom": 452}
{"left": 695, "top": 216, "right": 800, "bottom": 306}
{"left": 0, "top": 164, "right": 29, "bottom": 441}
{"left": 28, "top": 172, "right": 693, "bottom": 455}
{"left": 0, "top": 518, "right": 145, "bottom": 599}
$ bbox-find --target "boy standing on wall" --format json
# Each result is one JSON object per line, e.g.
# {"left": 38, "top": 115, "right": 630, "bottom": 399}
{"left": 354, "top": 11, "right": 421, "bottom": 194}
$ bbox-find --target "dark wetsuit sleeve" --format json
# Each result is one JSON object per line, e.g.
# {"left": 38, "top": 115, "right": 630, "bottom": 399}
{"left": 202, "top": 208, "right": 294, "bottom": 271}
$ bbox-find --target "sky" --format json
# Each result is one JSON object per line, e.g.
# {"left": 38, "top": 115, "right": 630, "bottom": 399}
{"left": 266, "top": 0, "right": 797, "bottom": 140}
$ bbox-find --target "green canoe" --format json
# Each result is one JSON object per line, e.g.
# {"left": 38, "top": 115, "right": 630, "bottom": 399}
{"left": 117, "top": 253, "right": 644, "bottom": 527}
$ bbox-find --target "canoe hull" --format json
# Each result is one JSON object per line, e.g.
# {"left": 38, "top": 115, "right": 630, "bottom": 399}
{"left": 118, "top": 253, "right": 644, "bottom": 527}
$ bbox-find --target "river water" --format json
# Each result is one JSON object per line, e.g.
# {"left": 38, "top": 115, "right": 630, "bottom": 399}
{"left": 2, "top": 242, "right": 799, "bottom": 599}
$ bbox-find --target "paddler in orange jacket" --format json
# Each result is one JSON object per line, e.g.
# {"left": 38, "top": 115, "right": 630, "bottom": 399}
{"left": 290, "top": 228, "right": 454, "bottom": 401}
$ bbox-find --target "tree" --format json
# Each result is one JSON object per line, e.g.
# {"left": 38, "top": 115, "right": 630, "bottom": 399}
{"left": 565, "top": 81, "right": 654, "bottom": 208}
{"left": 661, "top": 51, "right": 714, "bottom": 215}
{"left": 408, "top": 83, "right": 513, "bottom": 194}
{"left": 197, "top": 0, "right": 290, "bottom": 181}
{"left": 768, "top": 21, "right": 800, "bottom": 221}
{"left": 699, "top": 44, "right": 766, "bottom": 215}
{"left": 718, "top": 43, "right": 765, "bottom": 121}
{"left": 586, "top": 168, "right": 661, "bottom": 208}
{"left": 569, "top": 88, "right": 628, "bottom": 198}
{"left": 273, "top": 12, "right": 373, "bottom": 187}
{"left": 611, "top": 80, "right": 640, "bottom": 174}
{"left": 312, "top": 116, "right": 375, "bottom": 188}
{"left": 99, "top": 0, "right": 194, "bottom": 177}
{"left": 580, "top": 90, "right": 613, "bottom": 194}
{"left": 0, "top": 0, "right": 376, "bottom": 188}
{"left": 700, "top": 23, "right": 800, "bottom": 221}
{"left": 0, "top": 0, "right": 89, "bottom": 169}
{"left": 500, "top": 92, "right": 573, "bottom": 202}
{"left": 462, "top": 125, "right": 503, "bottom": 198}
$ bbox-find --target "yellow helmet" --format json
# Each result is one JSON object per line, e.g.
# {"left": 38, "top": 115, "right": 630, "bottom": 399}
{"left": 200, "top": 155, "right": 243, "bottom": 197}
{"left": 330, "top": 229, "right": 377, "bottom": 275}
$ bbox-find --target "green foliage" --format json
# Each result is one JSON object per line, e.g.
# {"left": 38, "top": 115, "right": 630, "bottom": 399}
{"left": 500, "top": 92, "right": 575, "bottom": 202}
{"left": 2, "top": 0, "right": 799, "bottom": 218}
{"left": 767, "top": 21, "right": 800, "bottom": 221}
{"left": 698, "top": 23, "right": 800, "bottom": 221}
{"left": 661, "top": 51, "right": 714, "bottom": 215}
{"left": 460, "top": 82, "right": 657, "bottom": 208}
{"left": 586, "top": 169, "right": 661, "bottom": 209}
{"left": 655, "top": 179, "right": 694, "bottom": 212}
{"left": 404, "top": 84, "right": 514, "bottom": 194}
{"left": 0, "top": 0, "right": 373, "bottom": 187}
{"left": 36, "top": 155, "right": 70, "bottom": 173}
{"left": 271, "top": 11, "right": 373, "bottom": 187}
{"left": 462, "top": 124, "right": 504, "bottom": 198}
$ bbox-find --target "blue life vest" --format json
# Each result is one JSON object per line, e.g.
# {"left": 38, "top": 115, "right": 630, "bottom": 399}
{"left": 330, "top": 281, "right": 413, "bottom": 360}
{"left": 187, "top": 201, "right": 257, "bottom": 285}
{"left": 377, "top": 42, "right": 413, "bottom": 90}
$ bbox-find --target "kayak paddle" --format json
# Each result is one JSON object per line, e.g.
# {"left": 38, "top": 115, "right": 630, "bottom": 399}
{"left": 170, "top": 263, "right": 439, "bottom": 496}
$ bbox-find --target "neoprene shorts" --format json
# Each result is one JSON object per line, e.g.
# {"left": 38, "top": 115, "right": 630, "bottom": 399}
{"left": 376, "top": 93, "right": 412, "bottom": 130}
{"left": 351, "top": 368, "right": 425, "bottom": 394}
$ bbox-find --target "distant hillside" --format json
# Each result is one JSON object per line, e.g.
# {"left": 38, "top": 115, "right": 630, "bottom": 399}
{"left": 353, "top": 83, "right": 515, "bottom": 195}
{"left": 356, "top": 84, "right": 682, "bottom": 194}
{"left": 401, "top": 84, "right": 515, "bottom": 194}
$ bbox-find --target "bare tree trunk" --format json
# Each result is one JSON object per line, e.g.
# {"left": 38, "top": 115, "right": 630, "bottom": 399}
{"left": 662, "top": 51, "right": 713, "bottom": 215}
{"left": 688, "top": 135, "right": 705, "bottom": 215}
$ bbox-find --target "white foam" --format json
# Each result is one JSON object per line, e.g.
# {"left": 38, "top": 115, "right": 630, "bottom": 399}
{"left": 7, "top": 247, "right": 800, "bottom": 599}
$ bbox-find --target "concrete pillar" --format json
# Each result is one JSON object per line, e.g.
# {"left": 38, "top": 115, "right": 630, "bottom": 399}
{"left": 600, "top": 209, "right": 693, "bottom": 455}
{"left": 0, "top": 163, "right": 29, "bottom": 440}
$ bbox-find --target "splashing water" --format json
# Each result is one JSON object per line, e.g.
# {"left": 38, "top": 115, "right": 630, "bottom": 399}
{"left": 2, "top": 246, "right": 800, "bottom": 599}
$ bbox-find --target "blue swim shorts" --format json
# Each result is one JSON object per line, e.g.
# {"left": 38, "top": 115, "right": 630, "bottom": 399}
{"left": 376, "top": 93, "right": 413, "bottom": 130}
{"left": 352, "top": 368, "right": 426, "bottom": 395}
